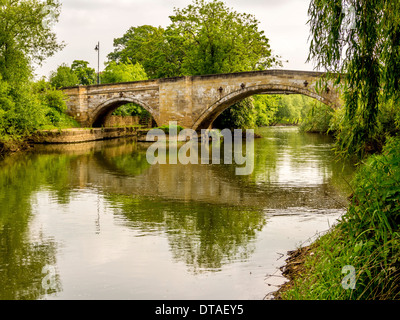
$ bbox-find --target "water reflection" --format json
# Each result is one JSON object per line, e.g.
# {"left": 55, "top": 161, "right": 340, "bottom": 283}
{"left": 0, "top": 127, "right": 355, "bottom": 299}
{"left": 0, "top": 153, "right": 62, "bottom": 299}
{"left": 109, "top": 195, "right": 265, "bottom": 273}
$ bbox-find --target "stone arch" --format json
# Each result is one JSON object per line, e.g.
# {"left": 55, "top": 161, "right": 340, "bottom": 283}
{"left": 90, "top": 97, "right": 159, "bottom": 127}
{"left": 191, "top": 84, "right": 336, "bottom": 131}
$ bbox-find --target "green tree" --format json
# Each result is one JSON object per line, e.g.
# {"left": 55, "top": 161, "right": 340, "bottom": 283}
{"left": 213, "top": 98, "right": 257, "bottom": 130}
{"left": 299, "top": 101, "right": 334, "bottom": 133}
{"left": 307, "top": 0, "right": 400, "bottom": 157}
{"left": 49, "top": 60, "right": 96, "bottom": 88}
{"left": 253, "top": 95, "right": 280, "bottom": 126}
{"left": 167, "top": 0, "right": 281, "bottom": 76}
{"left": 107, "top": 25, "right": 166, "bottom": 79}
{"left": 0, "top": 79, "right": 48, "bottom": 136}
{"left": 0, "top": 0, "right": 64, "bottom": 83}
{"left": 101, "top": 60, "right": 148, "bottom": 84}
{"left": 71, "top": 60, "right": 96, "bottom": 85}
{"left": 49, "top": 64, "right": 79, "bottom": 88}
{"left": 0, "top": 0, "right": 70, "bottom": 142}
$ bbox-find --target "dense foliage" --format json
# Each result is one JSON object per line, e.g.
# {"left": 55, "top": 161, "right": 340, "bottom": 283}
{"left": 71, "top": 60, "right": 97, "bottom": 86}
{"left": 49, "top": 60, "right": 97, "bottom": 88}
{"left": 0, "top": 0, "right": 64, "bottom": 83}
{"left": 49, "top": 63, "right": 79, "bottom": 88}
{"left": 108, "top": 1, "right": 280, "bottom": 78}
{"left": 0, "top": 0, "right": 79, "bottom": 151}
{"left": 299, "top": 101, "right": 334, "bottom": 133}
{"left": 101, "top": 61, "right": 147, "bottom": 84}
{"left": 307, "top": 0, "right": 400, "bottom": 158}
{"left": 213, "top": 94, "right": 316, "bottom": 129}
{"left": 108, "top": 25, "right": 165, "bottom": 79}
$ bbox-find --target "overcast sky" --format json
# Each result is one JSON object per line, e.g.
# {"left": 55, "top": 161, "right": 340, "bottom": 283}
{"left": 34, "top": 0, "right": 316, "bottom": 80}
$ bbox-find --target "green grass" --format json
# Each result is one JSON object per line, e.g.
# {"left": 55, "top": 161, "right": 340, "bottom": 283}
{"left": 280, "top": 136, "right": 400, "bottom": 300}
{"left": 156, "top": 124, "right": 184, "bottom": 134}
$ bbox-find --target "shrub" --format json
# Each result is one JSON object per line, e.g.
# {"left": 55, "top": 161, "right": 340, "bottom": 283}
{"left": 331, "top": 99, "right": 400, "bottom": 159}
{"left": 157, "top": 124, "right": 184, "bottom": 134}
{"left": 299, "top": 101, "right": 334, "bottom": 134}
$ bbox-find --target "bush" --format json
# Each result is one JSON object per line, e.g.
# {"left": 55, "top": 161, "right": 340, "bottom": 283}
{"left": 331, "top": 99, "right": 400, "bottom": 159}
{"left": 299, "top": 101, "right": 334, "bottom": 134}
{"left": 33, "top": 80, "right": 70, "bottom": 127}
{"left": 157, "top": 124, "right": 184, "bottom": 134}
{"left": 112, "top": 103, "right": 151, "bottom": 120}
{"left": 0, "top": 81, "right": 48, "bottom": 137}
{"left": 213, "top": 98, "right": 257, "bottom": 130}
{"left": 0, "top": 78, "right": 80, "bottom": 143}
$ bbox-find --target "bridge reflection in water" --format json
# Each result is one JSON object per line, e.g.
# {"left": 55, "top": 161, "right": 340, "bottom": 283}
{"left": 32, "top": 133, "right": 350, "bottom": 209}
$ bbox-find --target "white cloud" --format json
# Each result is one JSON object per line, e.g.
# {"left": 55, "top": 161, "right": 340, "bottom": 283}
{"left": 34, "top": 0, "right": 314, "bottom": 80}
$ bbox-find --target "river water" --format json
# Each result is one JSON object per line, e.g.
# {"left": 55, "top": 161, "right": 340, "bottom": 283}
{"left": 0, "top": 127, "right": 355, "bottom": 300}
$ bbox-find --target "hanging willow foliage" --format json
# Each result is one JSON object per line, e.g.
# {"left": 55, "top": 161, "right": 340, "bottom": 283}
{"left": 307, "top": 0, "right": 400, "bottom": 157}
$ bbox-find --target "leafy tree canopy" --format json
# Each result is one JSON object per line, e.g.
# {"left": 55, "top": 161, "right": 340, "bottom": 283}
{"left": 71, "top": 60, "right": 96, "bottom": 85}
{"left": 49, "top": 63, "right": 79, "bottom": 88}
{"left": 307, "top": 0, "right": 400, "bottom": 156}
{"left": 108, "top": 0, "right": 281, "bottom": 79}
{"left": 0, "top": 0, "right": 64, "bottom": 83}
{"left": 107, "top": 25, "right": 165, "bottom": 79}
{"left": 49, "top": 60, "right": 97, "bottom": 88}
{"left": 0, "top": 0, "right": 67, "bottom": 139}
{"left": 101, "top": 60, "right": 148, "bottom": 84}
{"left": 167, "top": 0, "right": 281, "bottom": 76}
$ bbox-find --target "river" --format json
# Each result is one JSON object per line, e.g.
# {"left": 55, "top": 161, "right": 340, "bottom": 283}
{"left": 0, "top": 127, "right": 355, "bottom": 300}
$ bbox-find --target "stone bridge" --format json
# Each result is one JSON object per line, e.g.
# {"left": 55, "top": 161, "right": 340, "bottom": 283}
{"left": 62, "top": 69, "right": 341, "bottom": 130}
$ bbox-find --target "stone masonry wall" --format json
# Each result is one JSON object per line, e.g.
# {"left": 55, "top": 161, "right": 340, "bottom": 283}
{"left": 31, "top": 127, "right": 138, "bottom": 144}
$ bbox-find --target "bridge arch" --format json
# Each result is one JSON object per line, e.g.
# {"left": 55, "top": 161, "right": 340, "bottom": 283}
{"left": 191, "top": 84, "right": 335, "bottom": 131}
{"left": 90, "top": 96, "right": 159, "bottom": 127}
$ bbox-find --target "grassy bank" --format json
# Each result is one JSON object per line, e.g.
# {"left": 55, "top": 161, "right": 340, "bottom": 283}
{"left": 275, "top": 137, "right": 400, "bottom": 299}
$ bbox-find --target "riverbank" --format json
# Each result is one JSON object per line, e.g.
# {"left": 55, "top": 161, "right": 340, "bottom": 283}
{"left": 273, "top": 136, "right": 400, "bottom": 300}
{"left": 0, "top": 127, "right": 151, "bottom": 157}
{"left": 272, "top": 245, "right": 315, "bottom": 299}
{"left": 0, "top": 138, "right": 32, "bottom": 157}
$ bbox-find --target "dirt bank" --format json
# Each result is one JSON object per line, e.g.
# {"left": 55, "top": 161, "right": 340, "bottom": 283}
{"left": 0, "top": 139, "right": 32, "bottom": 157}
{"left": 272, "top": 244, "right": 315, "bottom": 299}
